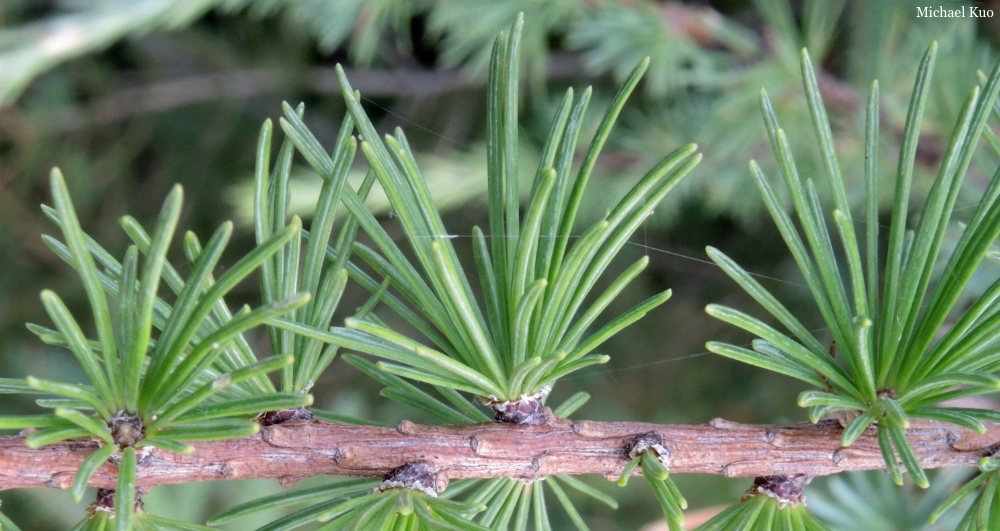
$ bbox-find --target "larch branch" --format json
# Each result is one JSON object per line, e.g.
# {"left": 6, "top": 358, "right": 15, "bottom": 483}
{"left": 2, "top": 416, "right": 998, "bottom": 491}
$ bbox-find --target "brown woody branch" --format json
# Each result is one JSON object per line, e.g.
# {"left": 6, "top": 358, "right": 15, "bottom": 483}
{"left": 2, "top": 416, "right": 999, "bottom": 492}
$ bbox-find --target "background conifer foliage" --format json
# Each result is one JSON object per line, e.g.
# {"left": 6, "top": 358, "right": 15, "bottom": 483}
{"left": 1, "top": 1, "right": 1000, "bottom": 529}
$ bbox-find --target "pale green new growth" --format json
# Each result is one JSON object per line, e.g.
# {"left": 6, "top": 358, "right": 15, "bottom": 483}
{"left": 2, "top": 170, "right": 310, "bottom": 526}
{"left": 707, "top": 40, "right": 1000, "bottom": 503}
{"left": 226, "top": 14, "right": 697, "bottom": 531}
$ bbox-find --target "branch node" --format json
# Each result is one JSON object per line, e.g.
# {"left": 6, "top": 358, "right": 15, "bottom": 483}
{"left": 709, "top": 417, "right": 743, "bottom": 429}
{"left": 832, "top": 448, "right": 848, "bottom": 465}
{"left": 50, "top": 471, "right": 74, "bottom": 489}
{"left": 91, "top": 488, "right": 116, "bottom": 514}
{"left": 256, "top": 407, "right": 313, "bottom": 426}
{"left": 110, "top": 410, "right": 144, "bottom": 448}
{"left": 744, "top": 475, "right": 813, "bottom": 507}
{"left": 469, "top": 436, "right": 482, "bottom": 453}
{"left": 625, "top": 431, "right": 670, "bottom": 468}
{"left": 571, "top": 420, "right": 605, "bottom": 436}
{"left": 135, "top": 445, "right": 154, "bottom": 467}
{"left": 88, "top": 488, "right": 145, "bottom": 517}
{"left": 396, "top": 420, "right": 417, "bottom": 434}
{"left": 483, "top": 385, "right": 551, "bottom": 425}
{"left": 375, "top": 462, "right": 444, "bottom": 497}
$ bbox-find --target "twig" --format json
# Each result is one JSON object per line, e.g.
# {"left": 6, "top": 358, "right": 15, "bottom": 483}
{"left": 1, "top": 416, "right": 996, "bottom": 491}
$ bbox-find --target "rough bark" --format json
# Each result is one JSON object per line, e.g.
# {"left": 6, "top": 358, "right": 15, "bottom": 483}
{"left": 2, "top": 416, "right": 998, "bottom": 491}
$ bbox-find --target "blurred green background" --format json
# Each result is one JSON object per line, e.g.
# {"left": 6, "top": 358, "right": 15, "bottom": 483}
{"left": 1, "top": 0, "right": 999, "bottom": 529}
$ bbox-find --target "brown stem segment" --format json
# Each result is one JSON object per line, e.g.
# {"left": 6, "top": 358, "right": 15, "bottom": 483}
{"left": 2, "top": 416, "right": 998, "bottom": 491}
